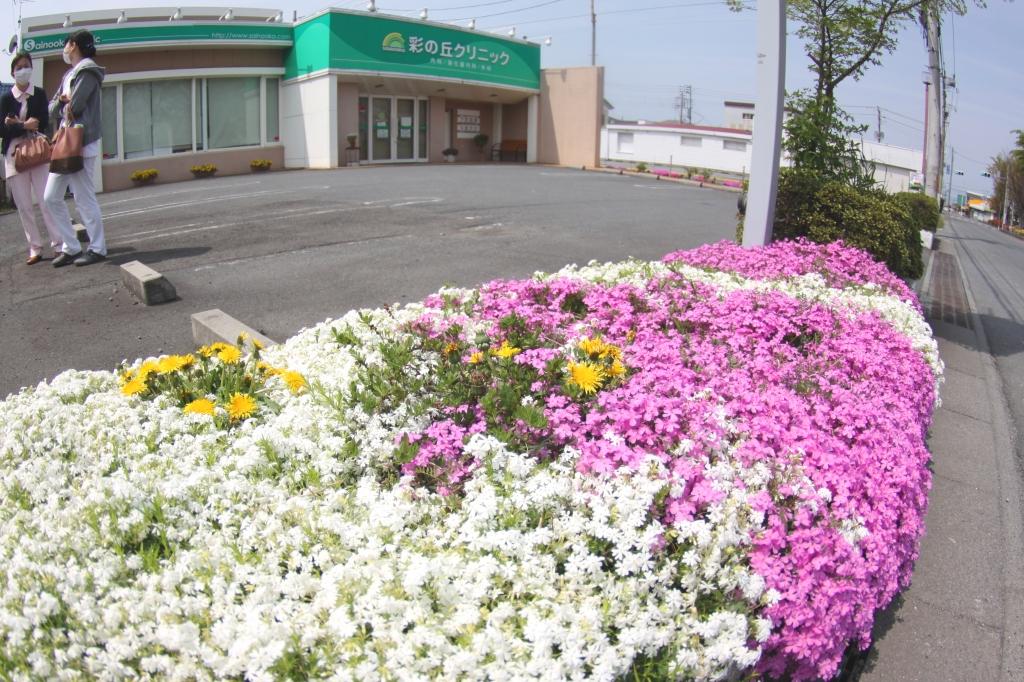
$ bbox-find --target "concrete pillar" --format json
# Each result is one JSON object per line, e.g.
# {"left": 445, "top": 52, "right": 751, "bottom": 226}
{"left": 526, "top": 94, "right": 539, "bottom": 164}
{"left": 429, "top": 96, "right": 446, "bottom": 162}
{"left": 492, "top": 103, "right": 503, "bottom": 147}
{"left": 338, "top": 82, "right": 360, "bottom": 166}
{"left": 281, "top": 73, "right": 337, "bottom": 169}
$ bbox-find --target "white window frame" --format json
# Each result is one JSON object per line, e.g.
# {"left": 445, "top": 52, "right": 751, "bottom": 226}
{"left": 679, "top": 134, "right": 702, "bottom": 147}
{"left": 101, "top": 68, "right": 285, "bottom": 164}
{"left": 616, "top": 131, "right": 634, "bottom": 154}
{"left": 362, "top": 94, "right": 431, "bottom": 164}
{"left": 723, "top": 139, "right": 747, "bottom": 152}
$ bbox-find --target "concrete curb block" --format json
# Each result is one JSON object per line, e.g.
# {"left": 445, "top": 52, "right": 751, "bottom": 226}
{"left": 191, "top": 309, "right": 277, "bottom": 349}
{"left": 73, "top": 222, "right": 88, "bottom": 244}
{"left": 120, "top": 261, "right": 177, "bottom": 306}
{"left": 947, "top": 225, "right": 1024, "bottom": 682}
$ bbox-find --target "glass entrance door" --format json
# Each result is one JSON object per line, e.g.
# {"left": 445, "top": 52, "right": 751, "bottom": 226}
{"left": 370, "top": 97, "right": 391, "bottom": 161}
{"left": 365, "top": 96, "right": 427, "bottom": 163}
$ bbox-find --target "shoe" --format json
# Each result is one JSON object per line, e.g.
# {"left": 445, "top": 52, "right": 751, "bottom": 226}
{"left": 73, "top": 251, "right": 106, "bottom": 267}
{"left": 52, "top": 251, "right": 82, "bottom": 268}
{"left": 26, "top": 255, "right": 42, "bottom": 265}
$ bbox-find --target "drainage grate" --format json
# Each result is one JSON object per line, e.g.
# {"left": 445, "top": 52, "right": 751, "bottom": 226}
{"left": 928, "top": 251, "right": 974, "bottom": 329}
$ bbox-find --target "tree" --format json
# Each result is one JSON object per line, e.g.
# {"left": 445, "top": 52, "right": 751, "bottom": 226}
{"left": 788, "top": 0, "right": 932, "bottom": 104}
{"left": 989, "top": 131, "right": 1024, "bottom": 227}
{"left": 782, "top": 91, "right": 876, "bottom": 189}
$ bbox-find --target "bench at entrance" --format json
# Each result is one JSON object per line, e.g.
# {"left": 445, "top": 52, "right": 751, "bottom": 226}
{"left": 492, "top": 139, "right": 527, "bottom": 162}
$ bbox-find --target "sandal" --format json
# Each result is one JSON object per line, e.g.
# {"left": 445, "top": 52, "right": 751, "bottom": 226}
{"left": 26, "top": 255, "right": 42, "bottom": 265}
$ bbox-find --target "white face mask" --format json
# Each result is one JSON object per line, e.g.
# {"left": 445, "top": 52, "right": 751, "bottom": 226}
{"left": 62, "top": 48, "right": 72, "bottom": 64}
{"left": 13, "top": 67, "right": 32, "bottom": 84}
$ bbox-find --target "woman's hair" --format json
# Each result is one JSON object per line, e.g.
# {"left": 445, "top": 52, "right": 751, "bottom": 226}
{"left": 64, "top": 29, "right": 96, "bottom": 59}
{"left": 10, "top": 50, "right": 31, "bottom": 76}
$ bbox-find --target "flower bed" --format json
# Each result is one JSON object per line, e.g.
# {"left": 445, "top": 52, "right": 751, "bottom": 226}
{"left": 0, "top": 240, "right": 940, "bottom": 680}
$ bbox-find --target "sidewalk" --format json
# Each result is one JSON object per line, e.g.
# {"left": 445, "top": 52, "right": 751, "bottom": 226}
{"left": 853, "top": 235, "right": 1024, "bottom": 680}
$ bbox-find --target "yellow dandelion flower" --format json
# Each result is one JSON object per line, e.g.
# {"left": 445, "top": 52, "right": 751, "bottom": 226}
{"left": 121, "top": 377, "right": 146, "bottom": 396}
{"left": 252, "top": 338, "right": 265, "bottom": 351}
{"left": 494, "top": 341, "right": 521, "bottom": 359}
{"left": 578, "top": 337, "right": 606, "bottom": 357}
{"left": 443, "top": 342, "right": 460, "bottom": 355}
{"left": 226, "top": 393, "right": 257, "bottom": 421}
{"left": 280, "top": 370, "right": 307, "bottom": 394}
{"left": 157, "top": 354, "right": 194, "bottom": 374}
{"left": 567, "top": 362, "right": 605, "bottom": 394}
{"left": 626, "top": 329, "right": 637, "bottom": 343}
{"left": 137, "top": 360, "right": 160, "bottom": 380}
{"left": 600, "top": 345, "right": 623, "bottom": 361}
{"left": 608, "top": 360, "right": 627, "bottom": 378}
{"left": 183, "top": 398, "right": 216, "bottom": 416}
{"left": 199, "top": 342, "right": 230, "bottom": 358}
{"left": 468, "top": 352, "right": 485, "bottom": 364}
{"left": 217, "top": 345, "right": 242, "bottom": 364}
{"left": 256, "top": 361, "right": 277, "bottom": 375}
{"left": 119, "top": 369, "right": 135, "bottom": 385}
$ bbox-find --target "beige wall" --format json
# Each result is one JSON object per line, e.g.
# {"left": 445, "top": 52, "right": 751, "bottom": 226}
{"left": 502, "top": 100, "right": 529, "bottom": 142}
{"left": 101, "top": 145, "right": 285, "bottom": 192}
{"left": 538, "top": 66, "right": 604, "bottom": 168}
{"left": 428, "top": 96, "right": 447, "bottom": 163}
{"left": 337, "top": 82, "right": 361, "bottom": 165}
{"left": 41, "top": 48, "right": 284, "bottom": 96}
{"left": 444, "top": 99, "right": 493, "bottom": 162}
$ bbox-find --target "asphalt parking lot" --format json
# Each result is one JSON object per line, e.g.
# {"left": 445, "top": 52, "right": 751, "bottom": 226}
{"left": 0, "top": 164, "right": 738, "bottom": 397}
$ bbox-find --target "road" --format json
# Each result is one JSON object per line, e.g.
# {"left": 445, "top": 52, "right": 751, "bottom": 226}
{"left": 0, "top": 165, "right": 738, "bottom": 398}
{"left": 943, "top": 215, "right": 1024, "bottom": 457}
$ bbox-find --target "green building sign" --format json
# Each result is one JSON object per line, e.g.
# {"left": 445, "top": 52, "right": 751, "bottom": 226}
{"left": 286, "top": 11, "right": 540, "bottom": 90}
{"left": 22, "top": 23, "right": 293, "bottom": 55}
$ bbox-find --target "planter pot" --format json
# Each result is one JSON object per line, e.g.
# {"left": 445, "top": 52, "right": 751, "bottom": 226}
{"left": 444, "top": 155, "right": 456, "bottom": 163}
{"left": 191, "top": 172, "right": 216, "bottom": 179}
{"left": 251, "top": 167, "right": 270, "bottom": 173}
{"left": 132, "top": 179, "right": 156, "bottom": 187}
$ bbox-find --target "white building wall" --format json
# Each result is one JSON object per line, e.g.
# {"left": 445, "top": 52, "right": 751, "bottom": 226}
{"left": 281, "top": 74, "right": 338, "bottom": 169}
{"left": 601, "top": 124, "right": 753, "bottom": 174}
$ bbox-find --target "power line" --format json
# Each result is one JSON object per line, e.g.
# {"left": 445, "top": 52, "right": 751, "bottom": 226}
{"left": 479, "top": 0, "right": 751, "bottom": 29}
{"left": 447, "top": 0, "right": 569, "bottom": 21}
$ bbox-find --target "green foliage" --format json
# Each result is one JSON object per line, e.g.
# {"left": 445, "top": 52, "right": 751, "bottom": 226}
{"left": 893, "top": 191, "right": 941, "bottom": 232}
{"left": 783, "top": 92, "right": 876, "bottom": 189}
{"left": 635, "top": 162, "right": 648, "bottom": 173}
{"left": 770, "top": 170, "right": 923, "bottom": 280}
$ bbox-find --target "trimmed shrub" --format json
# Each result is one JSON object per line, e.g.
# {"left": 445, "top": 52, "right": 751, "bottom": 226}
{"left": 635, "top": 162, "right": 648, "bottom": 173}
{"left": 893, "top": 192, "right": 941, "bottom": 232}
{"left": 744, "top": 171, "right": 923, "bottom": 281}
{"left": 190, "top": 164, "right": 217, "bottom": 178}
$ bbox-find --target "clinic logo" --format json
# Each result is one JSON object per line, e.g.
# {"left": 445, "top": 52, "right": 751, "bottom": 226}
{"left": 22, "top": 37, "right": 68, "bottom": 52}
{"left": 381, "top": 32, "right": 405, "bottom": 52}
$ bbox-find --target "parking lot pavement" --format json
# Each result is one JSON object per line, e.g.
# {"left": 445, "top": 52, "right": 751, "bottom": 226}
{"left": 0, "top": 164, "right": 739, "bottom": 397}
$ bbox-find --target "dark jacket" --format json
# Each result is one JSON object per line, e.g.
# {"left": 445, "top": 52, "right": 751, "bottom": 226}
{"left": 50, "top": 59, "right": 106, "bottom": 149}
{"left": 0, "top": 85, "right": 50, "bottom": 156}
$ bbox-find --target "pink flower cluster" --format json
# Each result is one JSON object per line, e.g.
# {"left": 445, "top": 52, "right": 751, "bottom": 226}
{"left": 406, "top": 240, "right": 935, "bottom": 680}
{"left": 665, "top": 238, "right": 921, "bottom": 311}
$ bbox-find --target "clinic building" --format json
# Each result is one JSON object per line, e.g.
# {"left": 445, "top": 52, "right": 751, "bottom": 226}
{"left": 19, "top": 7, "right": 604, "bottom": 192}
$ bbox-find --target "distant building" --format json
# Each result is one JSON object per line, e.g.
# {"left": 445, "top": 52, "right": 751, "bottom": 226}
{"left": 723, "top": 100, "right": 755, "bottom": 131}
{"left": 601, "top": 117, "right": 924, "bottom": 193}
{"left": 965, "top": 191, "right": 994, "bottom": 222}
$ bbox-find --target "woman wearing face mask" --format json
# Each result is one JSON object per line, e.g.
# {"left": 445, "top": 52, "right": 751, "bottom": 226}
{"left": 0, "top": 51, "right": 62, "bottom": 265}
{"left": 44, "top": 29, "right": 108, "bottom": 267}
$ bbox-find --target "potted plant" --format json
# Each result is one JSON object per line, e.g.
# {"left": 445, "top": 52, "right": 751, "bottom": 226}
{"left": 346, "top": 133, "right": 359, "bottom": 149}
{"left": 473, "top": 133, "right": 489, "bottom": 160}
{"left": 130, "top": 168, "right": 158, "bottom": 186}
{"left": 442, "top": 147, "right": 459, "bottom": 163}
{"left": 190, "top": 164, "right": 217, "bottom": 178}
{"left": 250, "top": 159, "right": 272, "bottom": 173}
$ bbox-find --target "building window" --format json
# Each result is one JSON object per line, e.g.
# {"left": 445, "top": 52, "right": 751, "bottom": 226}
{"left": 208, "top": 77, "right": 261, "bottom": 150}
{"left": 617, "top": 132, "right": 634, "bottom": 154}
{"left": 123, "top": 80, "right": 192, "bottom": 159}
{"left": 265, "top": 78, "right": 280, "bottom": 143}
{"left": 680, "top": 134, "right": 702, "bottom": 147}
{"left": 742, "top": 112, "right": 754, "bottom": 120}
{"left": 723, "top": 139, "right": 747, "bottom": 152}
{"left": 101, "top": 86, "right": 118, "bottom": 160}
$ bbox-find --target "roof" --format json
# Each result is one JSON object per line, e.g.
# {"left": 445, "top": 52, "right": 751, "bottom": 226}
{"left": 608, "top": 120, "right": 752, "bottom": 137}
{"left": 724, "top": 100, "right": 755, "bottom": 109}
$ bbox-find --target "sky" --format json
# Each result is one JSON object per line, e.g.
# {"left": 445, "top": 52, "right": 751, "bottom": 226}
{"left": 3, "top": 0, "right": 1020, "bottom": 197}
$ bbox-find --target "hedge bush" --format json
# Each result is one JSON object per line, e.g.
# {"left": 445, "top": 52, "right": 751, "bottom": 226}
{"left": 893, "top": 192, "right": 941, "bottom": 232}
{"left": 742, "top": 171, "right": 923, "bottom": 281}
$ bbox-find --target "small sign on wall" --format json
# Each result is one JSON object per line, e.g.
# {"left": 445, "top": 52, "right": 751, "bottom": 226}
{"left": 456, "top": 109, "right": 480, "bottom": 139}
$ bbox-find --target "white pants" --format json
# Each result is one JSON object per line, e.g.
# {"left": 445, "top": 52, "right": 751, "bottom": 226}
{"left": 8, "top": 163, "right": 61, "bottom": 257}
{"left": 43, "top": 156, "right": 106, "bottom": 256}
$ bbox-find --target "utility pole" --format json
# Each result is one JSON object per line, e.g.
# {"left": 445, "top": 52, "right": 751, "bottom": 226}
{"left": 876, "top": 106, "right": 884, "bottom": 142}
{"left": 590, "top": 0, "right": 596, "bottom": 66}
{"left": 675, "top": 86, "right": 693, "bottom": 124}
{"left": 742, "top": 0, "right": 786, "bottom": 248}
{"left": 921, "top": 6, "right": 943, "bottom": 201}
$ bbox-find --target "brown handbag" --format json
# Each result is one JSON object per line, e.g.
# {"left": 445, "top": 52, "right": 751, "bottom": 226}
{"left": 49, "top": 108, "right": 84, "bottom": 175}
{"left": 14, "top": 133, "right": 52, "bottom": 173}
